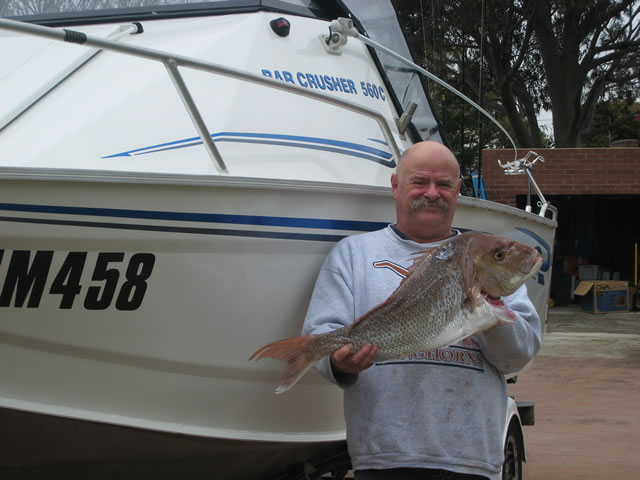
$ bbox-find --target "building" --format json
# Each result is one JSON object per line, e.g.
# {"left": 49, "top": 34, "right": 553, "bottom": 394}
{"left": 482, "top": 147, "right": 640, "bottom": 307}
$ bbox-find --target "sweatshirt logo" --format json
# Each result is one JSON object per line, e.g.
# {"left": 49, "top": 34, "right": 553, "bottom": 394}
{"left": 373, "top": 260, "right": 408, "bottom": 278}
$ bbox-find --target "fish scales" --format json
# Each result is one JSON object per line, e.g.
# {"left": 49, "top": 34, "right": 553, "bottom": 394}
{"left": 250, "top": 231, "right": 543, "bottom": 393}
{"left": 327, "top": 243, "right": 469, "bottom": 360}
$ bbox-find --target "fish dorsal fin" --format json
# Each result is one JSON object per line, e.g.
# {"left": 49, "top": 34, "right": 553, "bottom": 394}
{"left": 407, "top": 237, "right": 459, "bottom": 274}
{"left": 385, "top": 247, "right": 438, "bottom": 297}
{"left": 406, "top": 247, "right": 437, "bottom": 276}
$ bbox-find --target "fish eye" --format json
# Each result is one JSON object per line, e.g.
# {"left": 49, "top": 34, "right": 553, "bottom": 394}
{"left": 494, "top": 250, "right": 506, "bottom": 261}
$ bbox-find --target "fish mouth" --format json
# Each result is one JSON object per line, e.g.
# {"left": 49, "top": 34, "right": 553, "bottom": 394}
{"left": 520, "top": 253, "right": 543, "bottom": 277}
{"left": 485, "top": 295, "right": 505, "bottom": 306}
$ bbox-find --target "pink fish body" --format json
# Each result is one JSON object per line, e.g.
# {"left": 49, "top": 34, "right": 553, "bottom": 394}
{"left": 251, "top": 231, "right": 542, "bottom": 393}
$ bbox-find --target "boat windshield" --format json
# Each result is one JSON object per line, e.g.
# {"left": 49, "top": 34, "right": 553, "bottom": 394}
{"left": 342, "top": 0, "right": 442, "bottom": 143}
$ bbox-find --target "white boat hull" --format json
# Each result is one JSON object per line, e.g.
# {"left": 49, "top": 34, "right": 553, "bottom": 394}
{"left": 0, "top": 172, "right": 555, "bottom": 445}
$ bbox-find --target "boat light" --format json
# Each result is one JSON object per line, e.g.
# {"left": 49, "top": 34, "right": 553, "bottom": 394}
{"left": 270, "top": 17, "right": 291, "bottom": 37}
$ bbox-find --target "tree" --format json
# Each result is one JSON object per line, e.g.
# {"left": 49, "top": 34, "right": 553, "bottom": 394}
{"left": 392, "top": 0, "right": 640, "bottom": 149}
{"left": 529, "top": 0, "right": 640, "bottom": 147}
{"left": 584, "top": 99, "right": 640, "bottom": 146}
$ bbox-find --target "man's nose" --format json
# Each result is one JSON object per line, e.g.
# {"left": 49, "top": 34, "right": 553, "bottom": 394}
{"left": 422, "top": 183, "right": 440, "bottom": 199}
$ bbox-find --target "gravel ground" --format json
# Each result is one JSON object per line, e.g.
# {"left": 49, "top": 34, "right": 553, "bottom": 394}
{"left": 508, "top": 305, "right": 640, "bottom": 480}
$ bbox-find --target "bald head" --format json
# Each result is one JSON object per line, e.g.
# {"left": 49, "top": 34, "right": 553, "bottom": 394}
{"left": 396, "top": 141, "right": 460, "bottom": 180}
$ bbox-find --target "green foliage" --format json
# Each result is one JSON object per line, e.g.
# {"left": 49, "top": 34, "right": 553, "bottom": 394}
{"left": 584, "top": 100, "right": 640, "bottom": 147}
{"left": 391, "top": 0, "right": 640, "bottom": 155}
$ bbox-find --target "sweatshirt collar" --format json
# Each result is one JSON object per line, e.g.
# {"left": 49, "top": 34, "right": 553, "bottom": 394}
{"left": 390, "top": 224, "right": 461, "bottom": 242}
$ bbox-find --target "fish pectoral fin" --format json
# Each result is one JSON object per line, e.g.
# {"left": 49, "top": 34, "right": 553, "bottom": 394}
{"left": 486, "top": 297, "right": 517, "bottom": 325}
{"left": 250, "top": 335, "right": 318, "bottom": 394}
{"left": 464, "top": 285, "right": 485, "bottom": 311}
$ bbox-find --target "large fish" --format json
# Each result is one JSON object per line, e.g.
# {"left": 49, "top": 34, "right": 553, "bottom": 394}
{"left": 250, "top": 231, "right": 542, "bottom": 393}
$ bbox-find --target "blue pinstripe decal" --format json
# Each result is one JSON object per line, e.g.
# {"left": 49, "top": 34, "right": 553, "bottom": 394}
{"left": 103, "top": 132, "right": 395, "bottom": 168}
{"left": 0, "top": 216, "right": 347, "bottom": 242}
{"left": 0, "top": 203, "right": 389, "bottom": 233}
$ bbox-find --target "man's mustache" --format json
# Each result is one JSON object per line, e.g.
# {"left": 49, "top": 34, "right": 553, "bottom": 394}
{"left": 410, "top": 197, "right": 449, "bottom": 213}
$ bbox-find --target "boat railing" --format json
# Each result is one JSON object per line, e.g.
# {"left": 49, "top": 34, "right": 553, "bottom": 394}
{"left": 0, "top": 17, "right": 403, "bottom": 174}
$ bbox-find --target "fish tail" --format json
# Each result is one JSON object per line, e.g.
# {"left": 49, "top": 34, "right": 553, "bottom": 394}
{"left": 250, "top": 335, "right": 318, "bottom": 394}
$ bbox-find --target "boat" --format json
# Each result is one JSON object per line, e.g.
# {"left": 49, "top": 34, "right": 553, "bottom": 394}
{"left": 0, "top": 1, "right": 557, "bottom": 478}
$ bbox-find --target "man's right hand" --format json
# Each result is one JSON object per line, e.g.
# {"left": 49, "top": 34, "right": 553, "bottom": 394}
{"left": 330, "top": 343, "right": 378, "bottom": 375}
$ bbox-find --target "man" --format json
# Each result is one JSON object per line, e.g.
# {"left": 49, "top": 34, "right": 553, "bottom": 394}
{"left": 301, "top": 141, "right": 541, "bottom": 480}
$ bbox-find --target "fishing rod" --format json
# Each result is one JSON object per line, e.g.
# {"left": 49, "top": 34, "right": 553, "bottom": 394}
{"left": 324, "top": 18, "right": 555, "bottom": 218}
{"left": 324, "top": 18, "right": 518, "bottom": 158}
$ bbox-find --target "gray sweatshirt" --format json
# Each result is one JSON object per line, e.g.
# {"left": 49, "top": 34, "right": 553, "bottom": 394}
{"left": 302, "top": 226, "right": 541, "bottom": 479}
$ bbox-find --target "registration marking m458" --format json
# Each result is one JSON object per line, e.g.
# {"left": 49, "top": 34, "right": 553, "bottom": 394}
{"left": 0, "top": 250, "right": 155, "bottom": 311}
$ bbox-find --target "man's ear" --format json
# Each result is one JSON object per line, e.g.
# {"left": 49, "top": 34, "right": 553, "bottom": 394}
{"left": 391, "top": 173, "right": 399, "bottom": 200}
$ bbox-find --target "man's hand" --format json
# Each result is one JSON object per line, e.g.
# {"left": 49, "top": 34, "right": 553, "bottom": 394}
{"left": 330, "top": 343, "right": 378, "bottom": 375}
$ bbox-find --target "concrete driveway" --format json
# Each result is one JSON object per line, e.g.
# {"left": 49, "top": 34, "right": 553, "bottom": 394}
{"left": 509, "top": 305, "right": 640, "bottom": 479}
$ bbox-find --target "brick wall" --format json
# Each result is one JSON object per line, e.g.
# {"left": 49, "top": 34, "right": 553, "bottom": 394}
{"left": 481, "top": 148, "right": 640, "bottom": 207}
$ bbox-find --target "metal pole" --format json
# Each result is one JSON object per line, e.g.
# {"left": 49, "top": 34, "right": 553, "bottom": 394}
{"left": 164, "top": 60, "right": 227, "bottom": 172}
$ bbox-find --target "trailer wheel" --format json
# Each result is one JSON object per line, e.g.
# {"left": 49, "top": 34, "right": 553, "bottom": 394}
{"left": 279, "top": 445, "right": 352, "bottom": 480}
{"left": 502, "top": 420, "right": 523, "bottom": 480}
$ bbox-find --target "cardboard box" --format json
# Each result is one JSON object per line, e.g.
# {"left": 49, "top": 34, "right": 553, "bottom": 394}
{"left": 573, "top": 280, "right": 629, "bottom": 314}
